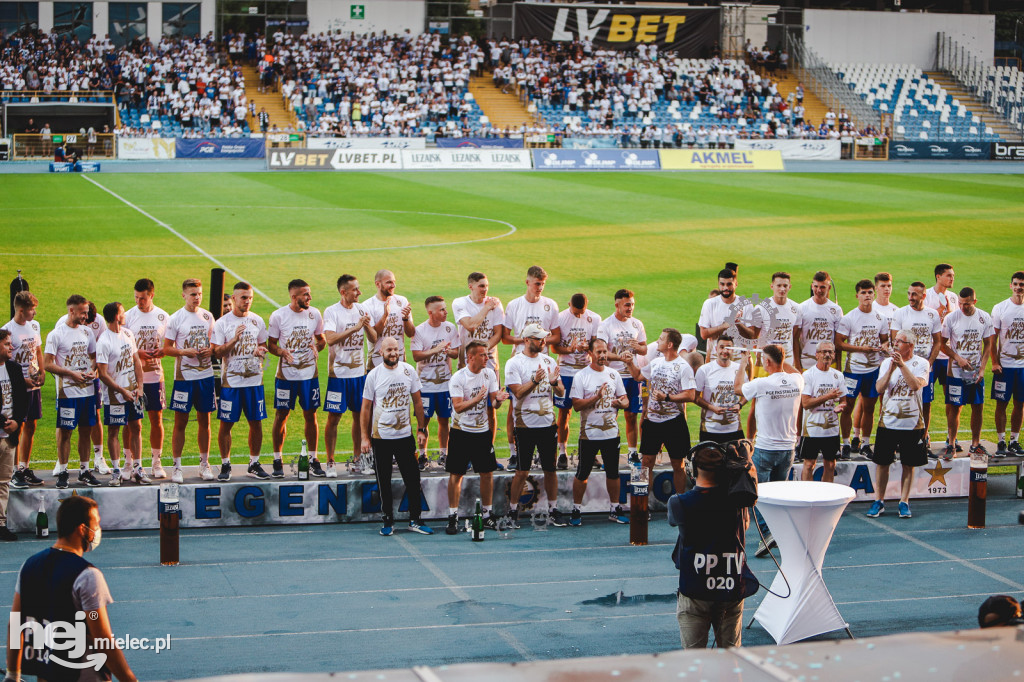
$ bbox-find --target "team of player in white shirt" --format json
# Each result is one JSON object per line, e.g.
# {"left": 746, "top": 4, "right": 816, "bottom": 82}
{"left": 6, "top": 266, "right": 1024, "bottom": 527}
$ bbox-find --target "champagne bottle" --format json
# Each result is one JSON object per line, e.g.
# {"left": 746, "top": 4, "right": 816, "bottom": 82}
{"left": 35, "top": 496, "right": 49, "bottom": 539}
{"left": 471, "top": 498, "right": 484, "bottom": 542}
{"left": 298, "top": 439, "right": 309, "bottom": 481}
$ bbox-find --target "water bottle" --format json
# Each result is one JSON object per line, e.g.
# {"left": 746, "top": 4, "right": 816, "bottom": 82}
{"left": 298, "top": 439, "right": 309, "bottom": 481}
{"left": 471, "top": 499, "right": 485, "bottom": 542}
{"left": 35, "top": 495, "right": 48, "bottom": 539}
{"left": 968, "top": 447, "right": 987, "bottom": 529}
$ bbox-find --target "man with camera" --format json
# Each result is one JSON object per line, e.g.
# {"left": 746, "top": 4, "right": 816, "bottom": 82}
{"left": 668, "top": 442, "right": 758, "bottom": 649}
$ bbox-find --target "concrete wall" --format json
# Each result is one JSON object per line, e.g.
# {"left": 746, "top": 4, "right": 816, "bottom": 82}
{"left": 804, "top": 9, "right": 994, "bottom": 68}
{"left": 308, "top": 0, "right": 425, "bottom": 37}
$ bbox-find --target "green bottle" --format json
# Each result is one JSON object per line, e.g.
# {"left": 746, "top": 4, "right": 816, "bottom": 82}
{"left": 298, "top": 440, "right": 309, "bottom": 481}
{"left": 471, "top": 498, "right": 484, "bottom": 542}
{"left": 36, "top": 496, "right": 48, "bottom": 539}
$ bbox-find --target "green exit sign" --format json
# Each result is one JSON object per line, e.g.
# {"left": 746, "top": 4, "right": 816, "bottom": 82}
{"left": 350, "top": 5, "right": 364, "bottom": 19}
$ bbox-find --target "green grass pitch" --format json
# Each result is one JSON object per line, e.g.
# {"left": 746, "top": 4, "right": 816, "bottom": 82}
{"left": 3, "top": 170, "right": 1023, "bottom": 466}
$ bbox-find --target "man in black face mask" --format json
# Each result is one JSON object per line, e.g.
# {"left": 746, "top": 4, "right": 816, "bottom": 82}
{"left": 6, "top": 496, "right": 136, "bottom": 682}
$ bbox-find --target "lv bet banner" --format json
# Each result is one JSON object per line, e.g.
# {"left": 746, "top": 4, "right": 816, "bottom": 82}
{"left": 513, "top": 3, "right": 720, "bottom": 56}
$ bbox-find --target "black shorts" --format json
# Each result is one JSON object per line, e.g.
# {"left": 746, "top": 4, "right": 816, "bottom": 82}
{"left": 639, "top": 415, "right": 690, "bottom": 460}
{"left": 698, "top": 429, "right": 744, "bottom": 445}
{"left": 872, "top": 427, "right": 927, "bottom": 467}
{"left": 513, "top": 425, "right": 557, "bottom": 472}
{"left": 576, "top": 437, "right": 620, "bottom": 481}
{"left": 798, "top": 435, "right": 841, "bottom": 461}
{"left": 445, "top": 429, "right": 498, "bottom": 474}
{"left": 26, "top": 389, "right": 42, "bottom": 421}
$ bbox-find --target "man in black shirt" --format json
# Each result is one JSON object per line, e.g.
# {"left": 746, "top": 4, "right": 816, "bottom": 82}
{"left": 668, "top": 443, "right": 758, "bottom": 648}
{"left": 0, "top": 329, "right": 29, "bottom": 540}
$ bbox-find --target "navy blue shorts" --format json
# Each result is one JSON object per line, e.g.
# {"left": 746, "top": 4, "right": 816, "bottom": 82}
{"left": 930, "top": 358, "right": 949, "bottom": 387}
{"left": 324, "top": 375, "right": 365, "bottom": 414}
{"left": 844, "top": 369, "right": 880, "bottom": 399}
{"left": 622, "top": 377, "right": 643, "bottom": 414}
{"left": 945, "top": 376, "right": 984, "bottom": 406}
{"left": 57, "top": 396, "right": 98, "bottom": 430}
{"left": 219, "top": 385, "right": 267, "bottom": 423}
{"left": 422, "top": 391, "right": 452, "bottom": 419}
{"left": 103, "top": 400, "right": 144, "bottom": 426}
{"left": 275, "top": 377, "right": 321, "bottom": 412}
{"left": 26, "top": 389, "right": 42, "bottom": 420}
{"left": 143, "top": 382, "right": 166, "bottom": 411}
{"left": 170, "top": 377, "right": 217, "bottom": 414}
{"left": 554, "top": 375, "right": 574, "bottom": 410}
{"left": 992, "top": 368, "right": 1024, "bottom": 403}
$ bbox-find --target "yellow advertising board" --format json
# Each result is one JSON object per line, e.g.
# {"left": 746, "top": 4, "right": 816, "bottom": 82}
{"left": 659, "top": 149, "right": 784, "bottom": 171}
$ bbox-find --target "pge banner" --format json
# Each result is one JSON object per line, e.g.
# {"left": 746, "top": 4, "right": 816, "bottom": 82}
{"left": 402, "top": 148, "right": 532, "bottom": 170}
{"left": 268, "top": 148, "right": 403, "bottom": 170}
{"left": 660, "top": 149, "right": 784, "bottom": 170}
{"left": 118, "top": 137, "right": 177, "bottom": 160}
{"left": 532, "top": 148, "right": 660, "bottom": 170}
{"left": 435, "top": 137, "right": 524, "bottom": 149}
{"left": 562, "top": 137, "right": 621, "bottom": 149}
{"left": 176, "top": 138, "right": 266, "bottom": 158}
{"left": 514, "top": 3, "right": 720, "bottom": 56}
{"left": 889, "top": 141, "right": 990, "bottom": 160}
{"left": 307, "top": 137, "right": 426, "bottom": 150}
{"left": 992, "top": 142, "right": 1024, "bottom": 160}
{"left": 735, "top": 139, "right": 840, "bottom": 160}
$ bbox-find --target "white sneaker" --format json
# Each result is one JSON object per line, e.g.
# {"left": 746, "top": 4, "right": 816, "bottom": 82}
{"left": 152, "top": 460, "right": 167, "bottom": 479}
{"left": 134, "top": 466, "right": 152, "bottom": 485}
{"left": 326, "top": 463, "right": 337, "bottom": 478}
{"left": 199, "top": 462, "right": 216, "bottom": 481}
{"left": 121, "top": 466, "right": 133, "bottom": 483}
{"left": 109, "top": 470, "right": 121, "bottom": 487}
{"left": 94, "top": 456, "right": 110, "bottom": 475}
{"left": 171, "top": 467, "right": 184, "bottom": 484}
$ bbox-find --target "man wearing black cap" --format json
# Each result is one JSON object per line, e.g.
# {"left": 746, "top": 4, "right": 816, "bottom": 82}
{"left": 978, "top": 595, "right": 1024, "bottom": 628}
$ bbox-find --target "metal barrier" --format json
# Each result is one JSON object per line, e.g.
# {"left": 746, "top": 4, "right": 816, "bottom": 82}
{"left": 0, "top": 89, "right": 114, "bottom": 103}
{"left": 788, "top": 36, "right": 878, "bottom": 134}
{"left": 11, "top": 133, "right": 116, "bottom": 160}
{"left": 937, "top": 33, "right": 1024, "bottom": 140}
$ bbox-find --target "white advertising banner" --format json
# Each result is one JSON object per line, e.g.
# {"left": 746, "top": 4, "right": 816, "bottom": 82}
{"left": 401, "top": 148, "right": 532, "bottom": 170}
{"left": 117, "top": 137, "right": 177, "bottom": 160}
{"left": 267, "top": 148, "right": 403, "bottom": 170}
{"left": 6, "top": 460, "right": 976, "bottom": 532}
{"left": 734, "top": 139, "right": 841, "bottom": 160}
{"left": 307, "top": 137, "right": 426, "bottom": 150}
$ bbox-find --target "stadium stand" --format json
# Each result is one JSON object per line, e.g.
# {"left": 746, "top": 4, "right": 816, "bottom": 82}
{"left": 832, "top": 62, "right": 1004, "bottom": 142}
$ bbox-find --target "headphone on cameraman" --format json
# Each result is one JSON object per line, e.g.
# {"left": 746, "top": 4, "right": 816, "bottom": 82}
{"left": 685, "top": 439, "right": 758, "bottom": 508}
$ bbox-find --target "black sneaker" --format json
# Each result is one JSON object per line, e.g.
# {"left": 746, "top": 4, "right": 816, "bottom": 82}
{"left": 55, "top": 470, "right": 69, "bottom": 489}
{"left": 309, "top": 459, "right": 326, "bottom": 478}
{"left": 556, "top": 453, "right": 568, "bottom": 470}
{"left": 218, "top": 463, "right": 232, "bottom": 481}
{"left": 954, "top": 441, "right": 963, "bottom": 454}
{"left": 247, "top": 462, "right": 270, "bottom": 479}
{"left": 438, "top": 453, "right": 447, "bottom": 468}
{"left": 850, "top": 436, "right": 861, "bottom": 452}
{"left": 840, "top": 444, "right": 851, "bottom": 460}
{"left": 271, "top": 459, "right": 284, "bottom": 478}
{"left": 446, "top": 513, "right": 459, "bottom": 535}
{"left": 483, "top": 513, "right": 498, "bottom": 531}
{"left": 0, "top": 525, "right": 16, "bottom": 541}
{"left": 755, "top": 532, "right": 776, "bottom": 557}
{"left": 995, "top": 440, "right": 1008, "bottom": 457}
{"left": 9, "top": 469, "right": 29, "bottom": 489}
{"left": 22, "top": 468, "right": 44, "bottom": 486}
{"left": 860, "top": 444, "right": 874, "bottom": 460}
{"left": 507, "top": 454, "right": 518, "bottom": 470}
{"left": 570, "top": 508, "right": 582, "bottom": 526}
{"left": 508, "top": 509, "right": 521, "bottom": 529}
{"left": 1009, "top": 441, "right": 1024, "bottom": 456}
{"left": 627, "top": 451, "right": 641, "bottom": 465}
{"left": 549, "top": 509, "right": 568, "bottom": 527}
{"left": 417, "top": 454, "right": 429, "bottom": 471}
{"left": 78, "top": 469, "right": 102, "bottom": 487}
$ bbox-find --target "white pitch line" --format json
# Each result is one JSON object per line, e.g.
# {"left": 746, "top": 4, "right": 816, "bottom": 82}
{"left": 855, "top": 515, "right": 1024, "bottom": 591}
{"left": 396, "top": 534, "right": 535, "bottom": 660}
{"left": 80, "top": 175, "right": 281, "bottom": 307}
{"left": 835, "top": 589, "right": 1024, "bottom": 606}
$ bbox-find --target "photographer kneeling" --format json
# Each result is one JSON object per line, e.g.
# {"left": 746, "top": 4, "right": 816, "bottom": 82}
{"left": 668, "top": 442, "right": 759, "bottom": 649}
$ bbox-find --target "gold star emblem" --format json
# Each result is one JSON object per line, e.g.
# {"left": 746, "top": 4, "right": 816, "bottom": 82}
{"left": 923, "top": 461, "right": 953, "bottom": 487}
